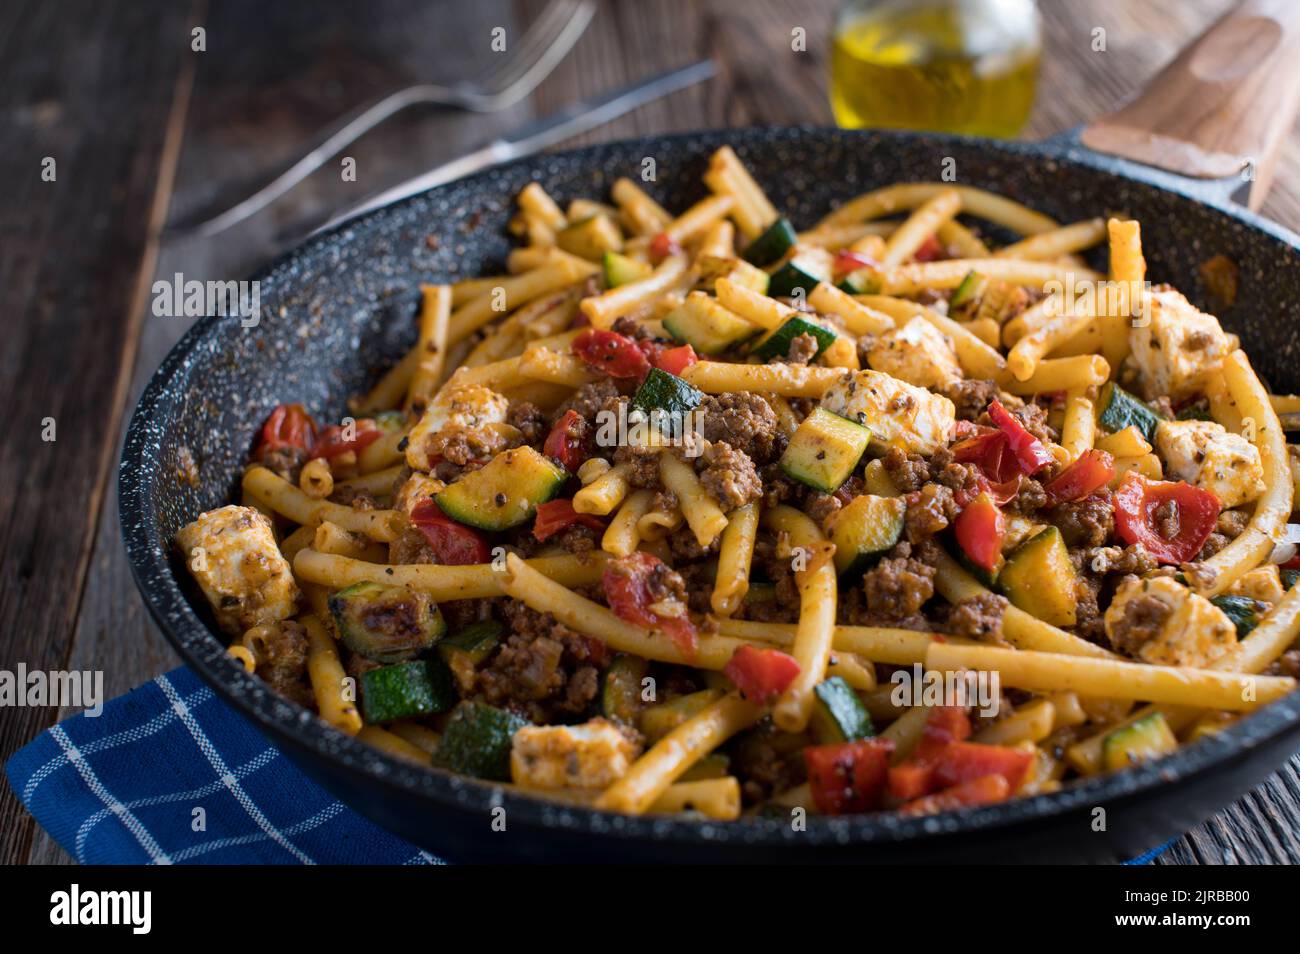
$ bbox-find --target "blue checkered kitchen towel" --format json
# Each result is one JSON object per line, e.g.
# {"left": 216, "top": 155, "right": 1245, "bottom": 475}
{"left": 6, "top": 666, "right": 1173, "bottom": 864}
{"left": 5, "top": 666, "right": 439, "bottom": 864}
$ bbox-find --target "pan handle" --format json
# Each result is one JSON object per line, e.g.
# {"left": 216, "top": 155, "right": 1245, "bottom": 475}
{"left": 1078, "top": 0, "right": 1300, "bottom": 210}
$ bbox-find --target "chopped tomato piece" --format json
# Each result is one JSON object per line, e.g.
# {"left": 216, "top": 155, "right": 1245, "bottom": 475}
{"left": 988, "top": 400, "right": 1054, "bottom": 475}
{"left": 912, "top": 235, "right": 944, "bottom": 262}
{"left": 410, "top": 499, "right": 491, "bottom": 565}
{"left": 951, "top": 430, "right": 1021, "bottom": 485}
{"left": 899, "top": 774, "right": 1011, "bottom": 816}
{"left": 805, "top": 739, "right": 895, "bottom": 815}
{"left": 533, "top": 499, "right": 605, "bottom": 542}
{"left": 1113, "top": 472, "right": 1220, "bottom": 565}
{"left": 652, "top": 343, "right": 698, "bottom": 376}
{"left": 954, "top": 492, "right": 1005, "bottom": 572}
{"left": 832, "top": 249, "right": 880, "bottom": 277}
{"left": 542, "top": 409, "right": 589, "bottom": 473}
{"left": 1043, "top": 449, "right": 1115, "bottom": 504}
{"left": 649, "top": 232, "right": 681, "bottom": 262}
{"left": 254, "top": 403, "right": 317, "bottom": 460}
{"left": 931, "top": 741, "right": 1034, "bottom": 792}
{"left": 572, "top": 328, "right": 651, "bottom": 379}
{"left": 723, "top": 645, "right": 800, "bottom": 705}
{"left": 602, "top": 551, "right": 698, "bottom": 657}
{"left": 315, "top": 418, "right": 382, "bottom": 460}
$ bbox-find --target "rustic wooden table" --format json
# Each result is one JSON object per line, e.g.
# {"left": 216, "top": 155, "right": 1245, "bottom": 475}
{"left": 3, "top": 0, "right": 1298, "bottom": 865}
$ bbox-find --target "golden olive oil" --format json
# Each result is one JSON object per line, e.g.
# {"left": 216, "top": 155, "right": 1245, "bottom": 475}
{"left": 830, "top": 1, "right": 1041, "bottom": 138}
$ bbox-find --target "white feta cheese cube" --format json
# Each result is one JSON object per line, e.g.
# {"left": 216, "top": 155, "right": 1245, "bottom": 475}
{"left": 1155, "top": 419, "right": 1265, "bottom": 509}
{"left": 510, "top": 719, "right": 640, "bottom": 790}
{"left": 866, "top": 316, "right": 963, "bottom": 390}
{"left": 1104, "top": 575, "right": 1236, "bottom": 668}
{"left": 820, "top": 369, "right": 955, "bottom": 455}
{"left": 1127, "top": 286, "right": 1231, "bottom": 401}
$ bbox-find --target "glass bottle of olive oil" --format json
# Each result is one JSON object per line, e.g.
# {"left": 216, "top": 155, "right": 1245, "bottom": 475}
{"left": 830, "top": 0, "right": 1041, "bottom": 138}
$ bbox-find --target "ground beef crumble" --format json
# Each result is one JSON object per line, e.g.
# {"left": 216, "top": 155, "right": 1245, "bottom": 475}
{"left": 863, "top": 556, "right": 935, "bottom": 619}
{"left": 698, "top": 392, "right": 781, "bottom": 463}
{"left": 697, "top": 442, "right": 762, "bottom": 510}
{"left": 944, "top": 593, "right": 1008, "bottom": 644}
{"left": 1105, "top": 579, "right": 1173, "bottom": 658}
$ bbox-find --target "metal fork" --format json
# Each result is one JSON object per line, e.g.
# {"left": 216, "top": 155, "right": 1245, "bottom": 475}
{"left": 181, "top": 0, "right": 595, "bottom": 236}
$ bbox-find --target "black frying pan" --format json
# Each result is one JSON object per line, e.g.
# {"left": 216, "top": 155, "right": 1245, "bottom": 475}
{"left": 120, "top": 6, "right": 1300, "bottom": 862}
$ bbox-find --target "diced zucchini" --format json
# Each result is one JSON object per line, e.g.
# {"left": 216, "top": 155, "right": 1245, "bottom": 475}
{"left": 827, "top": 494, "right": 906, "bottom": 577}
{"left": 950, "top": 270, "right": 986, "bottom": 309}
{"left": 809, "top": 676, "right": 874, "bottom": 744}
{"left": 1210, "top": 595, "right": 1268, "bottom": 636}
{"left": 779, "top": 407, "right": 871, "bottom": 494}
{"left": 436, "top": 446, "right": 566, "bottom": 531}
{"left": 750, "top": 314, "right": 839, "bottom": 362}
{"left": 603, "top": 251, "right": 652, "bottom": 288}
{"left": 1098, "top": 382, "right": 1166, "bottom": 443}
{"left": 742, "top": 217, "right": 797, "bottom": 267}
{"left": 329, "top": 581, "right": 447, "bottom": 663}
{"left": 360, "top": 658, "right": 457, "bottom": 724}
{"left": 601, "top": 654, "right": 650, "bottom": 725}
{"left": 1283, "top": 568, "right": 1300, "bottom": 591}
{"left": 1175, "top": 404, "right": 1214, "bottom": 423}
{"left": 839, "top": 267, "right": 880, "bottom": 295}
{"left": 1101, "top": 712, "right": 1178, "bottom": 772}
{"left": 998, "top": 526, "right": 1079, "bottom": 627}
{"left": 638, "top": 688, "right": 724, "bottom": 743}
{"left": 678, "top": 753, "right": 730, "bottom": 782}
{"left": 437, "top": 619, "right": 504, "bottom": 668}
{"left": 432, "top": 701, "right": 529, "bottom": 781}
{"left": 630, "top": 366, "right": 704, "bottom": 420}
{"left": 767, "top": 249, "right": 832, "bottom": 299}
{"left": 557, "top": 215, "right": 623, "bottom": 261}
{"left": 695, "top": 255, "right": 769, "bottom": 295}
{"left": 662, "top": 292, "right": 760, "bottom": 355}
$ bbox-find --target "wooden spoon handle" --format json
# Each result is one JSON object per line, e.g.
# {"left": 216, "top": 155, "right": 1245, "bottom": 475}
{"left": 1080, "top": 0, "right": 1300, "bottom": 208}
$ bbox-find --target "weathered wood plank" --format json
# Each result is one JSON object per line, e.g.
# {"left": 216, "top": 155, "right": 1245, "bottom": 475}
{"left": 0, "top": 0, "right": 195, "bottom": 866}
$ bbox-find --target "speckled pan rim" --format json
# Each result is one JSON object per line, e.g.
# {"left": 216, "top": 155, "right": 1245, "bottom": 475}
{"left": 121, "top": 125, "right": 1300, "bottom": 854}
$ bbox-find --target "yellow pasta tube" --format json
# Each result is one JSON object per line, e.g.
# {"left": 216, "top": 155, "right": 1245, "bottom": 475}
{"left": 518, "top": 346, "right": 600, "bottom": 388}
{"left": 294, "top": 549, "right": 608, "bottom": 602}
{"left": 611, "top": 177, "right": 673, "bottom": 236}
{"left": 242, "top": 466, "right": 403, "bottom": 541}
{"left": 302, "top": 615, "right": 362, "bottom": 736}
{"left": 1007, "top": 296, "right": 1097, "bottom": 381}
{"left": 878, "top": 258, "right": 1102, "bottom": 296}
{"left": 714, "top": 277, "right": 794, "bottom": 331}
{"left": 807, "top": 282, "right": 895, "bottom": 335}
{"left": 518, "top": 182, "right": 567, "bottom": 231}
{"left": 926, "top": 642, "right": 1294, "bottom": 711}
{"left": 405, "top": 284, "right": 452, "bottom": 410}
{"left": 858, "top": 296, "right": 1006, "bottom": 380}
{"left": 1199, "top": 350, "right": 1292, "bottom": 596}
{"left": 879, "top": 188, "right": 961, "bottom": 269}
{"left": 936, "top": 218, "right": 990, "bottom": 257}
{"left": 711, "top": 503, "right": 759, "bottom": 616}
{"left": 595, "top": 693, "right": 761, "bottom": 814}
{"left": 703, "top": 145, "right": 777, "bottom": 238}
{"left": 995, "top": 218, "right": 1106, "bottom": 260}
{"left": 574, "top": 462, "right": 632, "bottom": 516}
{"left": 649, "top": 776, "right": 742, "bottom": 820}
{"left": 663, "top": 195, "right": 735, "bottom": 245}
{"left": 1103, "top": 217, "right": 1144, "bottom": 374}
{"left": 448, "top": 259, "right": 589, "bottom": 342}
{"left": 603, "top": 489, "right": 655, "bottom": 557}
{"left": 659, "top": 452, "right": 728, "bottom": 547}
{"left": 682, "top": 361, "right": 846, "bottom": 399}
{"left": 581, "top": 254, "right": 689, "bottom": 328}
{"left": 1000, "top": 355, "right": 1109, "bottom": 396}
{"left": 815, "top": 183, "right": 1059, "bottom": 235}
{"left": 971, "top": 699, "right": 1055, "bottom": 745}
{"left": 357, "top": 725, "right": 429, "bottom": 764}
{"left": 696, "top": 219, "right": 736, "bottom": 259}
{"left": 763, "top": 506, "right": 837, "bottom": 732}
{"left": 298, "top": 457, "right": 333, "bottom": 499}
{"left": 1059, "top": 388, "right": 1096, "bottom": 462}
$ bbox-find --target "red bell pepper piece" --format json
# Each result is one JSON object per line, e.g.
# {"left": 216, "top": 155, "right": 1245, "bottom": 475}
{"left": 832, "top": 249, "right": 880, "bottom": 277}
{"left": 314, "top": 418, "right": 382, "bottom": 461}
{"left": 573, "top": 328, "right": 652, "bottom": 379}
{"left": 914, "top": 705, "right": 973, "bottom": 761}
{"left": 953, "top": 491, "right": 1005, "bottom": 573}
{"left": 805, "top": 739, "right": 895, "bottom": 815}
{"left": 254, "top": 403, "right": 317, "bottom": 460}
{"left": 409, "top": 499, "right": 491, "bottom": 565}
{"left": 532, "top": 499, "right": 606, "bottom": 542}
{"left": 723, "top": 645, "right": 801, "bottom": 705}
{"left": 649, "top": 232, "right": 682, "bottom": 262}
{"left": 602, "top": 551, "right": 698, "bottom": 657}
{"left": 899, "top": 774, "right": 1011, "bottom": 816}
{"left": 1113, "top": 472, "right": 1220, "bottom": 565}
{"left": 931, "top": 741, "right": 1034, "bottom": 792}
{"left": 1043, "top": 449, "right": 1115, "bottom": 505}
{"left": 987, "top": 400, "right": 1054, "bottom": 475}
{"left": 652, "top": 343, "right": 698, "bottom": 376}
{"left": 886, "top": 762, "right": 936, "bottom": 801}
{"left": 542, "top": 409, "right": 589, "bottom": 473}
